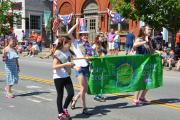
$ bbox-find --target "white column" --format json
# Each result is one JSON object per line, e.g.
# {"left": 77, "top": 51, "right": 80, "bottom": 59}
{"left": 22, "top": 0, "right": 26, "bottom": 31}
{"left": 163, "top": 28, "right": 168, "bottom": 43}
{"left": 118, "top": 23, "right": 121, "bottom": 31}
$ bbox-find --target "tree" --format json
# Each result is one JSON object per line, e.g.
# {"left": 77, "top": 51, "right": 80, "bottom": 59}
{"left": 110, "top": 0, "right": 180, "bottom": 50}
{"left": 0, "top": 0, "right": 21, "bottom": 36}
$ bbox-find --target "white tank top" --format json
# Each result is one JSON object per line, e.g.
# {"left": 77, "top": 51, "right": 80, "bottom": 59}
{"left": 72, "top": 40, "right": 88, "bottom": 67}
{"left": 53, "top": 50, "right": 71, "bottom": 79}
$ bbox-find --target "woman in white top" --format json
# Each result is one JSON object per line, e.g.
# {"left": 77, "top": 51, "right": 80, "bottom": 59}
{"left": 53, "top": 36, "right": 75, "bottom": 120}
{"left": 68, "top": 18, "right": 92, "bottom": 115}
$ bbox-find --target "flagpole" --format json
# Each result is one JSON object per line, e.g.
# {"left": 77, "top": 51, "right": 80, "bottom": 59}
{"left": 56, "top": 0, "right": 61, "bottom": 36}
{"left": 51, "top": 9, "right": 54, "bottom": 43}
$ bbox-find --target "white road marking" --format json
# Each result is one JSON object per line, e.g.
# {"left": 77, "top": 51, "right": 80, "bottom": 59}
{"left": 26, "top": 98, "right": 41, "bottom": 103}
{"left": 33, "top": 95, "right": 53, "bottom": 102}
{"left": 9, "top": 105, "right": 15, "bottom": 108}
{"left": 49, "top": 89, "right": 56, "bottom": 92}
{"left": 13, "top": 89, "right": 27, "bottom": 95}
{"left": 26, "top": 85, "right": 42, "bottom": 89}
{"left": 19, "top": 59, "right": 52, "bottom": 65}
{"left": 164, "top": 76, "right": 180, "bottom": 80}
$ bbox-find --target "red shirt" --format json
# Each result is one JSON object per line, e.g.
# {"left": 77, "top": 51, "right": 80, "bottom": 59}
{"left": 37, "top": 35, "right": 42, "bottom": 42}
{"left": 176, "top": 33, "right": 180, "bottom": 43}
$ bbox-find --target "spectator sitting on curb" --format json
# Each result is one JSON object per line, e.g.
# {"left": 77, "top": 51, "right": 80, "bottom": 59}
{"left": 26, "top": 42, "right": 32, "bottom": 57}
{"left": 176, "top": 59, "right": 180, "bottom": 71}
{"left": 40, "top": 43, "right": 56, "bottom": 59}
{"left": 16, "top": 42, "right": 24, "bottom": 54}
{"left": 167, "top": 50, "right": 176, "bottom": 70}
{"left": 160, "top": 47, "right": 168, "bottom": 66}
{"left": 30, "top": 42, "right": 40, "bottom": 57}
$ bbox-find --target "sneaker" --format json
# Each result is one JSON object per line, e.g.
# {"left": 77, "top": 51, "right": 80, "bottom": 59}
{"left": 57, "top": 113, "right": 68, "bottom": 120}
{"left": 64, "top": 109, "right": 70, "bottom": 118}
{"left": 99, "top": 96, "right": 106, "bottom": 102}
{"left": 94, "top": 95, "right": 101, "bottom": 101}
{"left": 94, "top": 95, "right": 106, "bottom": 102}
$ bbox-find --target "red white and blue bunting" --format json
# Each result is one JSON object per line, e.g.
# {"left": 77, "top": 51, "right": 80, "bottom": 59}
{"left": 59, "top": 13, "right": 73, "bottom": 26}
{"left": 107, "top": 9, "right": 124, "bottom": 24}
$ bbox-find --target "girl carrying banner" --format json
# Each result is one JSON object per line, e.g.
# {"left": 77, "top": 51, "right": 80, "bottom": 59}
{"left": 53, "top": 36, "right": 75, "bottom": 120}
{"left": 68, "top": 18, "right": 92, "bottom": 115}
{"left": 132, "top": 25, "right": 154, "bottom": 105}
{"left": 92, "top": 35, "right": 107, "bottom": 102}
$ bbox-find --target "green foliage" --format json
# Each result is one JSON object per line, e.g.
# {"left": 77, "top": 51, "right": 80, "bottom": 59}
{"left": 110, "top": 0, "right": 180, "bottom": 32}
{"left": 0, "top": 0, "right": 21, "bottom": 36}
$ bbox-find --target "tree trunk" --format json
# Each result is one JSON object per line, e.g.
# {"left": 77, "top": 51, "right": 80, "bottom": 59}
{"left": 171, "top": 30, "right": 176, "bottom": 50}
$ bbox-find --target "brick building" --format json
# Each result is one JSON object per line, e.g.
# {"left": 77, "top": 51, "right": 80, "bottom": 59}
{"left": 58, "top": 0, "right": 140, "bottom": 43}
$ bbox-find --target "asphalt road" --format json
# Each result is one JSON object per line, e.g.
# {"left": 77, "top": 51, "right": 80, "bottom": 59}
{"left": 0, "top": 55, "right": 180, "bottom": 120}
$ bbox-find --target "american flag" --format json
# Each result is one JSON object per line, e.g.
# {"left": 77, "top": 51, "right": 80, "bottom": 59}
{"left": 53, "top": 0, "right": 58, "bottom": 16}
{"left": 52, "top": 17, "right": 60, "bottom": 33}
{"left": 59, "top": 13, "right": 73, "bottom": 26}
{"left": 52, "top": 0, "right": 60, "bottom": 33}
{"left": 107, "top": 9, "right": 124, "bottom": 24}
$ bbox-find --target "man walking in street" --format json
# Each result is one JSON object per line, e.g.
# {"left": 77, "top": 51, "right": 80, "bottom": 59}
{"left": 125, "top": 31, "right": 135, "bottom": 55}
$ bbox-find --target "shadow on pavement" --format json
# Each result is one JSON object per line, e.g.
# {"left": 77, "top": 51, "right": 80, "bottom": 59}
{"left": 71, "top": 102, "right": 128, "bottom": 119}
{"left": 151, "top": 98, "right": 180, "bottom": 104}
{"left": 121, "top": 98, "right": 180, "bottom": 109}
{"left": 105, "top": 94, "right": 133, "bottom": 101}
{"left": 16, "top": 91, "right": 51, "bottom": 97}
{"left": 0, "top": 79, "right": 5, "bottom": 82}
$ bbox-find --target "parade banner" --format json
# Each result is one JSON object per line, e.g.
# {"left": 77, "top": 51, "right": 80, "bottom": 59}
{"left": 44, "top": 10, "right": 51, "bottom": 28}
{"left": 88, "top": 54, "right": 163, "bottom": 95}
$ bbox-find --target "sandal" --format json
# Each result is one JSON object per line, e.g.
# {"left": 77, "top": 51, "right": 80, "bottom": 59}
{"left": 133, "top": 99, "right": 140, "bottom": 106}
{"left": 5, "top": 87, "right": 15, "bottom": 98}
{"left": 139, "top": 98, "right": 150, "bottom": 103}
{"left": 82, "top": 108, "right": 92, "bottom": 115}
{"left": 71, "top": 98, "right": 76, "bottom": 110}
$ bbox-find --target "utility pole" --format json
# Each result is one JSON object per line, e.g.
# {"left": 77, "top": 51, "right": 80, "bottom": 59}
{"left": 50, "top": 0, "right": 54, "bottom": 44}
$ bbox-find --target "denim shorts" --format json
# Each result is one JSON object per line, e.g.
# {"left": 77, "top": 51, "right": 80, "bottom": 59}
{"left": 75, "top": 66, "right": 90, "bottom": 77}
{"left": 114, "top": 42, "right": 120, "bottom": 49}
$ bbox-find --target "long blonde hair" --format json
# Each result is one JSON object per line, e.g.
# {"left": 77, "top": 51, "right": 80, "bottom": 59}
{"left": 54, "top": 36, "right": 75, "bottom": 57}
{"left": 94, "top": 35, "right": 103, "bottom": 56}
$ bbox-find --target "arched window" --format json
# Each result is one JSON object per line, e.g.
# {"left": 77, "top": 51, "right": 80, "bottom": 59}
{"left": 83, "top": 0, "right": 99, "bottom": 42}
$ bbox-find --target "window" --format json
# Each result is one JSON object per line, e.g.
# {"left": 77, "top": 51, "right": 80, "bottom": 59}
{"left": 25, "top": 18, "right": 29, "bottom": 29}
{"left": 14, "top": 14, "right": 22, "bottom": 29}
{"left": 30, "top": 15, "right": 41, "bottom": 30}
{"left": 120, "top": 20, "right": 129, "bottom": 32}
{"left": 108, "top": 18, "right": 129, "bottom": 33}
{"left": 12, "top": 2, "right": 22, "bottom": 10}
{"left": 90, "top": 19, "right": 96, "bottom": 30}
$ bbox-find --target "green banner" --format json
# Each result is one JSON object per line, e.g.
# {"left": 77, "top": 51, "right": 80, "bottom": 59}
{"left": 88, "top": 54, "right": 163, "bottom": 95}
{"left": 44, "top": 10, "right": 51, "bottom": 28}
